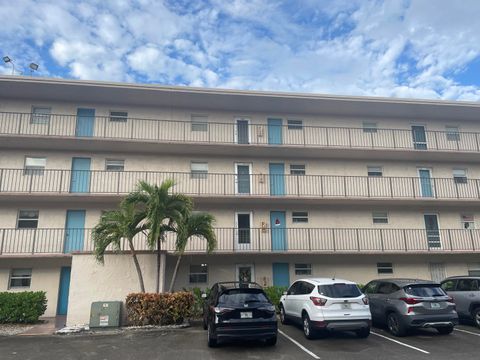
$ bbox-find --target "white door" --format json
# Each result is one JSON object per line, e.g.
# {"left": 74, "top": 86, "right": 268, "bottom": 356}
{"left": 235, "top": 117, "right": 251, "bottom": 144}
{"left": 235, "top": 163, "right": 252, "bottom": 194}
{"left": 235, "top": 212, "right": 252, "bottom": 250}
{"left": 236, "top": 264, "right": 255, "bottom": 283}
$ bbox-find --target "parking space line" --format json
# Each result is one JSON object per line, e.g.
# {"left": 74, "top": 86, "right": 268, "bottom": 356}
{"left": 278, "top": 330, "right": 321, "bottom": 359}
{"left": 455, "top": 328, "right": 480, "bottom": 337}
{"left": 371, "top": 331, "right": 430, "bottom": 355}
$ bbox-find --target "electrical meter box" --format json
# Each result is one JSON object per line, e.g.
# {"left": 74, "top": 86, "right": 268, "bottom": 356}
{"left": 89, "top": 301, "right": 122, "bottom": 328}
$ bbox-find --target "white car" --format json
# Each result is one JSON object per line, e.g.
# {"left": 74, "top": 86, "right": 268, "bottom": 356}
{"left": 279, "top": 278, "right": 371, "bottom": 339}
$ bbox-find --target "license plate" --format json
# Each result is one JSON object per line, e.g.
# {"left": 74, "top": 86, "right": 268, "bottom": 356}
{"left": 341, "top": 303, "right": 352, "bottom": 309}
{"left": 431, "top": 303, "right": 441, "bottom": 309}
{"left": 240, "top": 312, "right": 253, "bottom": 319}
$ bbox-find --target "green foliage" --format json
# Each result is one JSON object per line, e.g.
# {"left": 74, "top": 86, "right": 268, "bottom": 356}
{"left": 126, "top": 292, "right": 195, "bottom": 326}
{"left": 188, "top": 287, "right": 211, "bottom": 318}
{"left": 264, "top": 286, "right": 288, "bottom": 311}
{"left": 0, "top": 291, "right": 47, "bottom": 323}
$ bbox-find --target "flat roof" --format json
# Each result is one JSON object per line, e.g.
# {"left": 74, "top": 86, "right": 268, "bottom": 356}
{"left": 1, "top": 76, "right": 479, "bottom": 121}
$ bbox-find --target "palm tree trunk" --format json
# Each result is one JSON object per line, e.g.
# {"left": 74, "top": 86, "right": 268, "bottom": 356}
{"left": 156, "top": 237, "right": 161, "bottom": 293}
{"left": 128, "top": 238, "right": 145, "bottom": 293}
{"left": 168, "top": 253, "right": 183, "bottom": 293}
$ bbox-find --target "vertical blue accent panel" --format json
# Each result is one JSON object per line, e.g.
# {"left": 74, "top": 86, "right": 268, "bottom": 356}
{"left": 272, "top": 263, "right": 290, "bottom": 287}
{"left": 269, "top": 163, "right": 285, "bottom": 196}
{"left": 270, "top": 211, "right": 287, "bottom": 251}
{"left": 64, "top": 210, "right": 86, "bottom": 253}
{"left": 268, "top": 118, "right": 283, "bottom": 145}
{"left": 75, "top": 108, "right": 95, "bottom": 137}
{"left": 57, "top": 267, "right": 71, "bottom": 315}
{"left": 419, "top": 169, "right": 433, "bottom": 197}
{"left": 70, "top": 158, "right": 91, "bottom": 193}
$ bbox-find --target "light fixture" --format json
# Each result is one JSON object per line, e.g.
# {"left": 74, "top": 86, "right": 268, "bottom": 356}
{"left": 3, "top": 56, "right": 14, "bottom": 75}
{"left": 3, "top": 56, "right": 11, "bottom": 63}
{"left": 29, "top": 63, "right": 39, "bottom": 71}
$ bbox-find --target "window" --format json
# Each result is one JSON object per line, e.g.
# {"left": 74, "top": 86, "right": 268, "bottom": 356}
{"left": 236, "top": 213, "right": 251, "bottom": 244}
{"left": 105, "top": 159, "right": 125, "bottom": 172}
{"left": 367, "top": 166, "right": 383, "bottom": 177}
{"left": 377, "top": 262, "right": 393, "bottom": 274}
{"left": 109, "top": 111, "right": 128, "bottom": 122}
{"left": 287, "top": 119, "right": 303, "bottom": 130}
{"left": 31, "top": 107, "right": 51, "bottom": 125}
{"left": 318, "top": 284, "right": 362, "bottom": 298}
{"left": 9, "top": 269, "right": 32, "bottom": 288}
{"left": 363, "top": 281, "right": 378, "bottom": 294}
{"left": 376, "top": 282, "right": 399, "bottom": 295}
{"left": 461, "top": 214, "right": 475, "bottom": 229}
{"left": 24, "top": 156, "right": 46, "bottom": 175}
{"left": 191, "top": 162, "right": 208, "bottom": 179}
{"left": 372, "top": 212, "right": 388, "bottom": 224}
{"left": 290, "top": 164, "right": 305, "bottom": 175}
{"left": 295, "top": 263, "right": 312, "bottom": 275}
{"left": 191, "top": 115, "right": 208, "bottom": 131}
{"left": 457, "top": 279, "right": 479, "bottom": 291}
{"left": 468, "top": 269, "right": 480, "bottom": 276}
{"left": 363, "top": 121, "right": 377, "bottom": 133}
{"left": 189, "top": 264, "right": 208, "bottom": 283}
{"left": 292, "top": 211, "right": 308, "bottom": 223}
{"left": 441, "top": 280, "right": 457, "bottom": 292}
{"left": 17, "top": 210, "right": 39, "bottom": 229}
{"left": 453, "top": 169, "right": 467, "bottom": 184}
{"left": 446, "top": 126, "right": 460, "bottom": 141}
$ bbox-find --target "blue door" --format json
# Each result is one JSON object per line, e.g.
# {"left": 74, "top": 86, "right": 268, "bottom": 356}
{"left": 64, "top": 210, "right": 86, "bottom": 253}
{"left": 272, "top": 263, "right": 290, "bottom": 287}
{"left": 57, "top": 267, "right": 71, "bottom": 315}
{"left": 419, "top": 169, "right": 433, "bottom": 197}
{"left": 76, "top": 108, "right": 95, "bottom": 137}
{"left": 269, "top": 163, "right": 285, "bottom": 196}
{"left": 271, "top": 211, "right": 287, "bottom": 251}
{"left": 70, "top": 158, "right": 91, "bottom": 193}
{"left": 268, "top": 118, "right": 283, "bottom": 145}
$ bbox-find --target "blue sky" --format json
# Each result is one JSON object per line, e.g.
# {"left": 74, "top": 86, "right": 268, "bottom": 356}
{"left": 1, "top": 0, "right": 480, "bottom": 100}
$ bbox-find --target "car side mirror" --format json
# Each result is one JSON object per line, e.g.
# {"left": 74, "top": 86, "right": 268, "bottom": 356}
{"left": 201, "top": 293, "right": 207, "bottom": 299}
{"left": 283, "top": 291, "right": 288, "bottom": 296}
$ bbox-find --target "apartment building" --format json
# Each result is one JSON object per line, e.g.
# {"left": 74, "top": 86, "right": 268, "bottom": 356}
{"left": 1, "top": 76, "right": 480, "bottom": 325}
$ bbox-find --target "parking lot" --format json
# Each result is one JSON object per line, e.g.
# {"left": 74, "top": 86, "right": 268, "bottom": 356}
{"left": 1, "top": 322, "right": 479, "bottom": 360}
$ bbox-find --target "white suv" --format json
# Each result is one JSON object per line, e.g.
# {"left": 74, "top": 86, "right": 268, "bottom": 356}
{"left": 279, "top": 278, "right": 371, "bottom": 339}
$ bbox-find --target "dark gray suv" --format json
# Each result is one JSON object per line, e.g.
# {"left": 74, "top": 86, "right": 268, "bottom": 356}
{"left": 441, "top": 276, "right": 480, "bottom": 328}
{"left": 363, "top": 279, "right": 458, "bottom": 336}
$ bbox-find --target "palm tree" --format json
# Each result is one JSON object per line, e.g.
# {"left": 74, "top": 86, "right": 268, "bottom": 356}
{"left": 168, "top": 211, "right": 216, "bottom": 292}
{"left": 125, "top": 180, "right": 192, "bottom": 293}
{"left": 92, "top": 202, "right": 147, "bottom": 292}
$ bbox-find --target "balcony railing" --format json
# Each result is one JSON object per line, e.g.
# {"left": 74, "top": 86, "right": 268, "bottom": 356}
{"left": 1, "top": 168, "right": 479, "bottom": 200}
{"left": 1, "top": 111, "right": 480, "bottom": 152}
{"left": 1, "top": 227, "right": 479, "bottom": 255}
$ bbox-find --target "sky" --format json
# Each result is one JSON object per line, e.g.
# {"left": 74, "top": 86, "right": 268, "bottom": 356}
{"left": 1, "top": 0, "right": 480, "bottom": 101}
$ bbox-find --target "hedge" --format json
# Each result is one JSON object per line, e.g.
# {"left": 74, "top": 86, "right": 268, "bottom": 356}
{"left": 0, "top": 291, "right": 47, "bottom": 323}
{"left": 126, "top": 292, "right": 195, "bottom": 326}
{"left": 264, "top": 286, "right": 288, "bottom": 312}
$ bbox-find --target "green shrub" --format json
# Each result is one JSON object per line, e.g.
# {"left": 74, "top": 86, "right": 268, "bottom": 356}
{"left": 188, "top": 287, "right": 211, "bottom": 318}
{"left": 0, "top": 291, "right": 47, "bottom": 323}
{"left": 126, "top": 292, "right": 195, "bottom": 326}
{"left": 264, "top": 286, "right": 288, "bottom": 312}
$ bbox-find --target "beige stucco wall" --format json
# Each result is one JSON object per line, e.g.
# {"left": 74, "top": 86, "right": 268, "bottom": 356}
{"left": 66, "top": 253, "right": 166, "bottom": 326}
{"left": 0, "top": 257, "right": 71, "bottom": 317}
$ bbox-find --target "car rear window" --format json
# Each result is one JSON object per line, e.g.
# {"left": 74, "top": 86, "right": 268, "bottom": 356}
{"left": 404, "top": 284, "right": 446, "bottom": 297}
{"left": 218, "top": 289, "right": 269, "bottom": 306}
{"left": 318, "top": 284, "right": 362, "bottom": 298}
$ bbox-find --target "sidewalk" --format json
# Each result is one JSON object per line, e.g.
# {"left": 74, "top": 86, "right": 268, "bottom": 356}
{"left": 19, "top": 316, "right": 66, "bottom": 336}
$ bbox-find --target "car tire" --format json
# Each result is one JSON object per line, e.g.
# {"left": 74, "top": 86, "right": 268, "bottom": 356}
{"left": 207, "top": 323, "right": 217, "bottom": 347}
{"left": 265, "top": 336, "right": 277, "bottom": 346}
{"left": 387, "top": 313, "right": 407, "bottom": 337}
{"left": 356, "top": 326, "right": 370, "bottom": 338}
{"left": 436, "top": 325, "right": 454, "bottom": 335}
{"left": 472, "top": 307, "right": 480, "bottom": 328}
{"left": 280, "top": 305, "right": 290, "bottom": 325}
{"left": 302, "top": 313, "right": 316, "bottom": 340}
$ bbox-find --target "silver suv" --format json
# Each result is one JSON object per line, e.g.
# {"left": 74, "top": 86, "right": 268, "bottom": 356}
{"left": 441, "top": 276, "right": 480, "bottom": 328}
{"left": 363, "top": 278, "right": 458, "bottom": 336}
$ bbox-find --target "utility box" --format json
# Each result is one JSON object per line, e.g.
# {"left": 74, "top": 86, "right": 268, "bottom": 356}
{"left": 89, "top": 301, "right": 122, "bottom": 328}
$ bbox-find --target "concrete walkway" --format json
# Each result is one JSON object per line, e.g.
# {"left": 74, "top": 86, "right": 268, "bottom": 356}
{"left": 19, "top": 316, "right": 66, "bottom": 336}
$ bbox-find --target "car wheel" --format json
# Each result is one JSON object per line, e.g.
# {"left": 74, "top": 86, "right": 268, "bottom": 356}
{"left": 355, "top": 326, "right": 370, "bottom": 338}
{"left": 265, "top": 336, "right": 277, "bottom": 346}
{"left": 280, "top": 305, "right": 290, "bottom": 325}
{"left": 436, "top": 325, "right": 454, "bottom": 335}
{"left": 207, "top": 323, "right": 217, "bottom": 347}
{"left": 387, "top": 313, "right": 407, "bottom": 337}
{"left": 472, "top": 308, "right": 480, "bottom": 328}
{"left": 302, "top": 313, "right": 316, "bottom": 340}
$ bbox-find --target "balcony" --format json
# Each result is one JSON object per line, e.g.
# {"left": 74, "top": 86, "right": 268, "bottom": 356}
{"left": 1, "top": 227, "right": 479, "bottom": 256}
{"left": 0, "top": 169, "right": 479, "bottom": 204}
{"left": 1, "top": 112, "right": 480, "bottom": 160}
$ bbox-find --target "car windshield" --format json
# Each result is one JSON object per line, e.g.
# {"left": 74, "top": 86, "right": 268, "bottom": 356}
{"left": 318, "top": 284, "right": 362, "bottom": 298}
{"left": 218, "top": 289, "right": 269, "bottom": 306}
{"left": 404, "top": 284, "right": 446, "bottom": 297}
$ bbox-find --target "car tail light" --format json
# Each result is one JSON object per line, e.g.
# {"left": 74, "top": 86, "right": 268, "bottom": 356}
{"left": 399, "top": 297, "right": 421, "bottom": 305}
{"left": 213, "top": 307, "right": 234, "bottom": 314}
{"left": 362, "top": 297, "right": 369, "bottom": 305}
{"left": 447, "top": 297, "right": 455, "bottom": 304}
{"left": 310, "top": 296, "right": 327, "bottom": 306}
